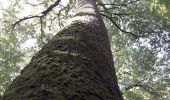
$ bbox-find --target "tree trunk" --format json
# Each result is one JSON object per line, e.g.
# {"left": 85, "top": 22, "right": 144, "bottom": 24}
{"left": 2, "top": 0, "right": 123, "bottom": 99}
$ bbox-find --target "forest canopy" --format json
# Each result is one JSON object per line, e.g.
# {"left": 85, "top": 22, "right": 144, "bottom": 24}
{"left": 0, "top": 0, "right": 169, "bottom": 99}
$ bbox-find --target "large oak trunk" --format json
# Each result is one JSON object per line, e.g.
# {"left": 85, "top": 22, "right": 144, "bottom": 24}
{"left": 2, "top": 0, "right": 123, "bottom": 99}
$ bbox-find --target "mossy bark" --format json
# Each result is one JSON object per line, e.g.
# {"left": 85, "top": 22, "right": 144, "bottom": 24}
{"left": 2, "top": 0, "right": 123, "bottom": 99}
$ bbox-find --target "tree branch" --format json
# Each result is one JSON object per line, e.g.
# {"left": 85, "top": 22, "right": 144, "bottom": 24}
{"left": 42, "top": 0, "right": 61, "bottom": 16}
{"left": 122, "top": 81, "right": 143, "bottom": 94}
{"left": 100, "top": 13, "right": 139, "bottom": 38}
{"left": 121, "top": 73, "right": 152, "bottom": 94}
{"left": 12, "top": 0, "right": 61, "bottom": 31}
{"left": 39, "top": 17, "right": 46, "bottom": 44}
{"left": 24, "top": 2, "right": 44, "bottom": 7}
{"left": 12, "top": 15, "right": 42, "bottom": 31}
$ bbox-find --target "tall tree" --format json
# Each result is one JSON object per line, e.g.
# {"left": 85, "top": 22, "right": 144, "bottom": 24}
{"left": 2, "top": 0, "right": 123, "bottom": 99}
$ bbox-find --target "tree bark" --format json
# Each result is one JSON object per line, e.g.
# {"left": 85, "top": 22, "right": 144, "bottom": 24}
{"left": 2, "top": 0, "right": 123, "bottom": 99}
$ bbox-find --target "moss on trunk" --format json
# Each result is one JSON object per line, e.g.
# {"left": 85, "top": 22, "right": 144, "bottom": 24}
{"left": 2, "top": 0, "right": 123, "bottom": 99}
{"left": 2, "top": 23, "right": 122, "bottom": 100}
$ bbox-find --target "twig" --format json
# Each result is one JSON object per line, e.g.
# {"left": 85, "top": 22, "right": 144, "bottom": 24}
{"left": 39, "top": 17, "right": 46, "bottom": 44}
{"left": 116, "top": 65, "right": 125, "bottom": 77}
{"left": 24, "top": 2, "right": 44, "bottom": 7}
{"left": 121, "top": 68, "right": 155, "bottom": 94}
{"left": 100, "top": 13, "right": 139, "bottom": 38}
{"left": 12, "top": 0, "right": 61, "bottom": 31}
{"left": 122, "top": 81, "right": 143, "bottom": 94}
{"left": 12, "top": 15, "right": 42, "bottom": 31}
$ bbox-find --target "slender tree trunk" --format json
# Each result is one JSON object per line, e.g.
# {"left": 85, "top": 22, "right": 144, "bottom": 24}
{"left": 2, "top": 0, "right": 123, "bottom": 99}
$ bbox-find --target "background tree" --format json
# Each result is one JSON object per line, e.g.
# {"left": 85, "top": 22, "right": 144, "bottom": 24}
{"left": 0, "top": 0, "right": 169, "bottom": 99}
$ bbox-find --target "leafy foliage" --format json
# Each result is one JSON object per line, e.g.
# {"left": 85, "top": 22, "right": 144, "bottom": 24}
{"left": 0, "top": 0, "right": 169, "bottom": 99}
{"left": 147, "top": 0, "right": 170, "bottom": 24}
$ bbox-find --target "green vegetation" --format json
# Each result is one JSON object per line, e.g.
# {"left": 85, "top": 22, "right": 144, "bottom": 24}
{"left": 0, "top": 0, "right": 169, "bottom": 99}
